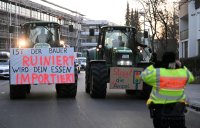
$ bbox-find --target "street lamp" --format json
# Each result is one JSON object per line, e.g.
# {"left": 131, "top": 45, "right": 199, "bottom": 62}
{"left": 138, "top": 11, "right": 145, "bottom": 34}
{"left": 138, "top": 11, "right": 149, "bottom": 46}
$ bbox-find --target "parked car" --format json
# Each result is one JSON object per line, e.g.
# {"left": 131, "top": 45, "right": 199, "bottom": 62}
{"left": 77, "top": 57, "right": 86, "bottom": 70}
{"left": 75, "top": 58, "right": 81, "bottom": 73}
{"left": 0, "top": 51, "right": 10, "bottom": 79}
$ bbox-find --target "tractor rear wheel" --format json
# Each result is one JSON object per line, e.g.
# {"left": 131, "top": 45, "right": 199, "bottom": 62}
{"left": 90, "top": 63, "right": 108, "bottom": 98}
{"left": 56, "top": 83, "right": 77, "bottom": 98}
{"left": 10, "top": 85, "right": 27, "bottom": 99}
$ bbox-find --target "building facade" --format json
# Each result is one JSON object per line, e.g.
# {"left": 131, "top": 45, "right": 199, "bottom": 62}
{"left": 179, "top": 0, "right": 200, "bottom": 58}
{"left": 0, "top": 0, "right": 83, "bottom": 51}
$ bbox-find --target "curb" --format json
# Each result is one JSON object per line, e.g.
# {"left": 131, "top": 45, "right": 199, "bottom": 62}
{"left": 186, "top": 101, "right": 200, "bottom": 112}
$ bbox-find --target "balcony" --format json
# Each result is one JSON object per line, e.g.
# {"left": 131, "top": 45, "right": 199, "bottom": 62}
{"left": 179, "top": 0, "right": 188, "bottom": 18}
{"left": 180, "top": 29, "right": 188, "bottom": 40}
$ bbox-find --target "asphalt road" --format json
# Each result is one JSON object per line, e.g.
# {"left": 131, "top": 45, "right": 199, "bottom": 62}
{"left": 0, "top": 72, "right": 199, "bottom": 128}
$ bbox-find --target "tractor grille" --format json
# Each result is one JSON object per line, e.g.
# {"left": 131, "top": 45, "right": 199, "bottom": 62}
{"left": 116, "top": 53, "right": 133, "bottom": 61}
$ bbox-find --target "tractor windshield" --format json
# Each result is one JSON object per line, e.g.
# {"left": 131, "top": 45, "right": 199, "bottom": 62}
{"left": 105, "top": 30, "right": 129, "bottom": 48}
{"left": 103, "top": 27, "right": 151, "bottom": 63}
{"left": 20, "top": 23, "right": 60, "bottom": 48}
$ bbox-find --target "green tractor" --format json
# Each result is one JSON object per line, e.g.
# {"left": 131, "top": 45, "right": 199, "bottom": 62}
{"left": 85, "top": 26, "right": 152, "bottom": 98}
{"left": 9, "top": 21, "right": 78, "bottom": 99}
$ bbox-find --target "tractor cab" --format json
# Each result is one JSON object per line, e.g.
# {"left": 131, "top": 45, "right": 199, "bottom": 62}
{"left": 18, "top": 21, "right": 64, "bottom": 48}
{"left": 96, "top": 26, "right": 151, "bottom": 67}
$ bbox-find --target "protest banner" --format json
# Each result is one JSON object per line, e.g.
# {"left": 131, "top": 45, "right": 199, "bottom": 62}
{"left": 109, "top": 67, "right": 143, "bottom": 89}
{"left": 10, "top": 48, "right": 75, "bottom": 85}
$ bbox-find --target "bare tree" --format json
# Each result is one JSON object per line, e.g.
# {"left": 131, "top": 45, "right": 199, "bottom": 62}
{"left": 156, "top": 5, "right": 169, "bottom": 51}
{"left": 157, "top": 2, "right": 179, "bottom": 53}
{"left": 134, "top": 0, "right": 166, "bottom": 53}
{"left": 162, "top": 3, "right": 179, "bottom": 40}
{"left": 159, "top": 10, "right": 179, "bottom": 37}
{"left": 125, "top": 2, "right": 130, "bottom": 26}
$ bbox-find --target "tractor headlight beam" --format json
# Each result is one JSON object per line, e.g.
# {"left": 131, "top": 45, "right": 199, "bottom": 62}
{"left": 117, "top": 60, "right": 132, "bottom": 66}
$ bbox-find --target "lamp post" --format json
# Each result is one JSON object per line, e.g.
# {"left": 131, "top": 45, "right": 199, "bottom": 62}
{"left": 136, "top": 0, "right": 150, "bottom": 32}
{"left": 138, "top": 11, "right": 145, "bottom": 33}
{"left": 138, "top": 11, "right": 146, "bottom": 44}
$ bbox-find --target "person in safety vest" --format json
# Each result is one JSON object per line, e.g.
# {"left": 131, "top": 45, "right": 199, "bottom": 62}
{"left": 140, "top": 51, "right": 194, "bottom": 128}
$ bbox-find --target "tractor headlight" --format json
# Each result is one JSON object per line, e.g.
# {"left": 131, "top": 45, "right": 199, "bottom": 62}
{"left": 60, "top": 40, "right": 65, "bottom": 45}
{"left": 18, "top": 39, "right": 26, "bottom": 48}
{"left": 117, "top": 60, "right": 132, "bottom": 66}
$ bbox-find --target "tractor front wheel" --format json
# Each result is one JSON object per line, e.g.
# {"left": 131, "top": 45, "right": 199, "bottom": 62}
{"left": 89, "top": 63, "right": 108, "bottom": 98}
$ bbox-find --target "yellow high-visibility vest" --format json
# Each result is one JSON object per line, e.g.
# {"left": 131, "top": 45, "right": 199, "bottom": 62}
{"left": 140, "top": 65, "right": 194, "bottom": 105}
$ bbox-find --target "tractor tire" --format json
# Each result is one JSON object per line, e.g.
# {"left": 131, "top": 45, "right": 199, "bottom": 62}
{"left": 75, "top": 66, "right": 78, "bottom": 82}
{"left": 10, "top": 85, "right": 27, "bottom": 99}
{"left": 85, "top": 81, "right": 90, "bottom": 94}
{"left": 56, "top": 83, "right": 77, "bottom": 98}
{"left": 85, "top": 65, "right": 90, "bottom": 93}
{"left": 140, "top": 82, "right": 152, "bottom": 99}
{"left": 90, "top": 63, "right": 108, "bottom": 98}
{"left": 26, "top": 84, "right": 31, "bottom": 94}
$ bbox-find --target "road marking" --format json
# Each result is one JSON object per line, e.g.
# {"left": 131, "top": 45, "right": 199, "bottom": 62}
{"left": 1, "top": 92, "right": 5, "bottom": 94}
{"left": 187, "top": 107, "right": 200, "bottom": 114}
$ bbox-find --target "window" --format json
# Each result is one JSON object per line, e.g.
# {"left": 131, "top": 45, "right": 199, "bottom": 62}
{"left": 195, "top": 0, "right": 200, "bottom": 9}
{"left": 198, "top": 39, "right": 200, "bottom": 56}
{"left": 181, "top": 42, "right": 184, "bottom": 58}
{"left": 184, "top": 41, "right": 188, "bottom": 58}
{"left": 11, "top": 4, "right": 15, "bottom": 13}
{"left": 87, "top": 39, "right": 91, "bottom": 42}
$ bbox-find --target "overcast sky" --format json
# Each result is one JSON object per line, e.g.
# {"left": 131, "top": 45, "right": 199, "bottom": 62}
{"left": 30, "top": 0, "right": 143, "bottom": 25}
{"left": 30, "top": 0, "right": 176, "bottom": 25}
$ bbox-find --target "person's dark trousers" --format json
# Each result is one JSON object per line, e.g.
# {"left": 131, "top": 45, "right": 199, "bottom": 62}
{"left": 149, "top": 102, "right": 187, "bottom": 128}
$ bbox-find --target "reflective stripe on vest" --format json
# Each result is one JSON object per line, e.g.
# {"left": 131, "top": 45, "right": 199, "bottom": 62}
{"left": 140, "top": 68, "right": 154, "bottom": 78}
{"left": 151, "top": 90, "right": 185, "bottom": 101}
{"left": 156, "top": 69, "right": 160, "bottom": 91}
{"left": 155, "top": 69, "right": 187, "bottom": 90}
{"left": 186, "top": 70, "right": 190, "bottom": 84}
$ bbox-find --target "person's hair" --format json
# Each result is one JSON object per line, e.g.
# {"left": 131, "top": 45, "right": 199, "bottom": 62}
{"left": 151, "top": 53, "right": 157, "bottom": 60}
{"left": 161, "top": 52, "right": 176, "bottom": 69}
{"left": 118, "top": 36, "right": 122, "bottom": 40}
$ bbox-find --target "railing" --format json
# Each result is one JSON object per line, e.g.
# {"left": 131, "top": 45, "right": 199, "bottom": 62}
{"left": 180, "top": 29, "right": 188, "bottom": 40}
{"left": 179, "top": 1, "right": 188, "bottom": 18}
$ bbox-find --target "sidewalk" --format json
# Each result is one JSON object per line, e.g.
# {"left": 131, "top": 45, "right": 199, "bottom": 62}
{"left": 185, "top": 84, "right": 200, "bottom": 112}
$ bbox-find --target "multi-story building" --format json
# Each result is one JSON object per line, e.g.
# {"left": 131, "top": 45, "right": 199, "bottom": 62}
{"left": 77, "top": 19, "right": 116, "bottom": 54}
{"left": 0, "top": 0, "right": 83, "bottom": 51}
{"left": 179, "top": 0, "right": 200, "bottom": 58}
{"left": 179, "top": 0, "right": 200, "bottom": 80}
